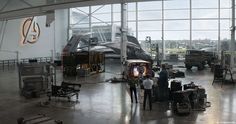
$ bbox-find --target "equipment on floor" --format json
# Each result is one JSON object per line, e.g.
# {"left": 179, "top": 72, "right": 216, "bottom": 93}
{"left": 176, "top": 102, "right": 191, "bottom": 114}
{"left": 212, "top": 64, "right": 224, "bottom": 84}
{"left": 109, "top": 77, "right": 126, "bottom": 83}
{"left": 170, "top": 80, "right": 182, "bottom": 92}
{"left": 183, "top": 82, "right": 198, "bottom": 90}
{"left": 18, "top": 62, "right": 56, "bottom": 98}
{"left": 47, "top": 81, "right": 81, "bottom": 102}
{"left": 212, "top": 64, "right": 234, "bottom": 86}
{"left": 169, "top": 69, "right": 185, "bottom": 78}
{"left": 186, "top": 88, "right": 198, "bottom": 109}
{"left": 172, "top": 90, "right": 191, "bottom": 114}
{"left": 171, "top": 81, "right": 210, "bottom": 114}
{"left": 17, "top": 114, "right": 63, "bottom": 124}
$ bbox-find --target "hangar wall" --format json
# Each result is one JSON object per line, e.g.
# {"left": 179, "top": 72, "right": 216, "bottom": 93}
{"left": 0, "top": 9, "right": 69, "bottom": 60}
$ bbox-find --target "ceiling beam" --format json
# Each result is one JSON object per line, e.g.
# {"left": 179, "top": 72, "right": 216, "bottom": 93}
{"left": 0, "top": 0, "right": 11, "bottom": 12}
{"left": 20, "top": 0, "right": 33, "bottom": 7}
{"left": 0, "top": 0, "right": 161, "bottom": 20}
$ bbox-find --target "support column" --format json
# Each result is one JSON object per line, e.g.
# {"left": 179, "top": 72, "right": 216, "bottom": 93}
{"left": 53, "top": 20, "right": 56, "bottom": 62}
{"left": 67, "top": 8, "right": 70, "bottom": 41}
{"left": 89, "top": 6, "right": 92, "bottom": 38}
{"left": 230, "top": 0, "right": 235, "bottom": 68}
{"left": 217, "top": 0, "right": 221, "bottom": 56}
{"left": 111, "top": 4, "right": 113, "bottom": 26}
{"left": 51, "top": 49, "right": 54, "bottom": 63}
{"left": 189, "top": 0, "right": 192, "bottom": 49}
{"left": 161, "top": 0, "right": 165, "bottom": 60}
{"left": 16, "top": 51, "right": 19, "bottom": 64}
{"left": 121, "top": 2, "right": 128, "bottom": 71}
{"left": 136, "top": 2, "right": 138, "bottom": 39}
{"left": 89, "top": 6, "right": 92, "bottom": 69}
{"left": 111, "top": 4, "right": 116, "bottom": 42}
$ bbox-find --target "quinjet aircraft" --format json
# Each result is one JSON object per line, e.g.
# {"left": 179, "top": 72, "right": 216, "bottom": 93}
{"left": 63, "top": 34, "right": 152, "bottom": 63}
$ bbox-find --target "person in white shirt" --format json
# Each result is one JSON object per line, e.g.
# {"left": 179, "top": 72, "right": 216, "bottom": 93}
{"left": 142, "top": 75, "right": 153, "bottom": 110}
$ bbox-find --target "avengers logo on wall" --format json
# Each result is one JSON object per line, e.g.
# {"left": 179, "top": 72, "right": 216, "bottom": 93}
{"left": 20, "top": 17, "right": 40, "bottom": 45}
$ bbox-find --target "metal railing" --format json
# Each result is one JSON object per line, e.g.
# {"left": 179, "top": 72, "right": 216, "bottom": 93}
{"left": 20, "top": 57, "right": 52, "bottom": 63}
{"left": 0, "top": 57, "right": 52, "bottom": 70}
{"left": 0, "top": 59, "right": 17, "bottom": 70}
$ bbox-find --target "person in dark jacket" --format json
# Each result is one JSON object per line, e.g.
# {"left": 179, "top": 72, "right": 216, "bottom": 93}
{"left": 158, "top": 64, "right": 169, "bottom": 101}
{"left": 128, "top": 77, "right": 138, "bottom": 103}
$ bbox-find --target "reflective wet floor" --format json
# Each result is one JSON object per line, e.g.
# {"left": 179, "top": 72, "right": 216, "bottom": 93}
{"left": 0, "top": 59, "right": 236, "bottom": 124}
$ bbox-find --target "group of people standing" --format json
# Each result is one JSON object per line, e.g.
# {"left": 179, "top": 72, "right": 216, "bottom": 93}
{"left": 128, "top": 64, "right": 169, "bottom": 111}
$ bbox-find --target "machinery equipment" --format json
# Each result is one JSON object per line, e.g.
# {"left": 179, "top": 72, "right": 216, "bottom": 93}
{"left": 62, "top": 35, "right": 105, "bottom": 76}
{"left": 171, "top": 81, "right": 209, "bottom": 114}
{"left": 18, "top": 62, "right": 56, "bottom": 98}
{"left": 47, "top": 81, "right": 81, "bottom": 102}
{"left": 123, "top": 59, "right": 152, "bottom": 80}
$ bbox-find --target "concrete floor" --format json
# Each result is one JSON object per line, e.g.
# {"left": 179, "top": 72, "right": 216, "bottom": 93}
{"left": 1, "top": 59, "right": 236, "bottom": 124}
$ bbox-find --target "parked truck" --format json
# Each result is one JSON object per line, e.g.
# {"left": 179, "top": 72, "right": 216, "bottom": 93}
{"left": 185, "top": 49, "right": 217, "bottom": 70}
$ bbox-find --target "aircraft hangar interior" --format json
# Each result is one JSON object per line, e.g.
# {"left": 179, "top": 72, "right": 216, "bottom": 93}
{"left": 0, "top": 0, "right": 236, "bottom": 124}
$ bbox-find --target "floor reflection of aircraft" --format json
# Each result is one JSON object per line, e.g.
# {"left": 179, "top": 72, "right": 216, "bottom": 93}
{"left": 63, "top": 34, "right": 152, "bottom": 62}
